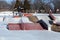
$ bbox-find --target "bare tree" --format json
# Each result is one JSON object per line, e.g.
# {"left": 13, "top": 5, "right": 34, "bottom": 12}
{"left": 0, "top": 1, "right": 11, "bottom": 11}
{"left": 24, "top": 0, "right": 30, "bottom": 10}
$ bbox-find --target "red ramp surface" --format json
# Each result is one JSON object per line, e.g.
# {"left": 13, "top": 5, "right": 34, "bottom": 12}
{"left": 8, "top": 23, "right": 21, "bottom": 30}
{"left": 8, "top": 23, "right": 44, "bottom": 30}
{"left": 21, "top": 23, "right": 44, "bottom": 30}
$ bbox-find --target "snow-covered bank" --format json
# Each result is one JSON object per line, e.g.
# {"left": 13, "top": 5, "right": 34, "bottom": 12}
{"left": 0, "top": 30, "right": 60, "bottom": 40}
{"left": 0, "top": 11, "right": 13, "bottom": 17}
{"left": 0, "top": 11, "right": 60, "bottom": 40}
{"left": 0, "top": 11, "right": 60, "bottom": 17}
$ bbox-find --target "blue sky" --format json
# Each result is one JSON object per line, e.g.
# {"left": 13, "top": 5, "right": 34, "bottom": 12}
{"left": 42, "top": 0, "right": 53, "bottom": 4}
{"left": 5, "top": 0, "right": 34, "bottom": 4}
{"left": 5, "top": 0, "right": 13, "bottom": 4}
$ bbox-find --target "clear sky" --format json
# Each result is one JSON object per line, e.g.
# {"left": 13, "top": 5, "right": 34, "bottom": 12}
{"left": 5, "top": 0, "right": 34, "bottom": 4}
{"left": 5, "top": 0, "right": 13, "bottom": 4}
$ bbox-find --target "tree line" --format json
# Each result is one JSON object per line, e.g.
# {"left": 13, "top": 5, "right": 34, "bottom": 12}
{"left": 0, "top": 0, "right": 60, "bottom": 13}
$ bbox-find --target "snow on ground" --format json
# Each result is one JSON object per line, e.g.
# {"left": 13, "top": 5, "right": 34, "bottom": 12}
{"left": 0, "top": 11, "right": 13, "bottom": 17}
{"left": 0, "top": 11, "right": 60, "bottom": 40}
{"left": 0, "top": 30, "right": 60, "bottom": 40}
